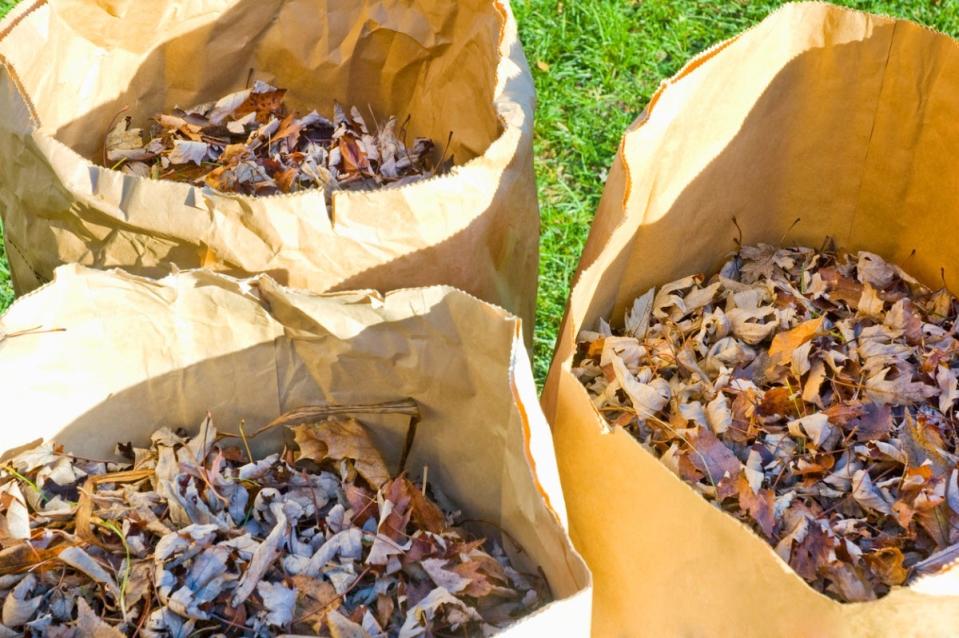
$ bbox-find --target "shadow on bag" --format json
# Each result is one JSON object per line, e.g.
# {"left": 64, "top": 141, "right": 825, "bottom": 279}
{"left": 0, "top": 264, "right": 591, "bottom": 634}
{"left": 0, "top": 0, "right": 538, "bottom": 340}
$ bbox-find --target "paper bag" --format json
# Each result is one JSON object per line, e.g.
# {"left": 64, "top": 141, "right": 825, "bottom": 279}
{"left": 0, "top": 263, "right": 591, "bottom": 635}
{"left": 0, "top": 0, "right": 538, "bottom": 342}
{"left": 542, "top": 3, "right": 959, "bottom": 636}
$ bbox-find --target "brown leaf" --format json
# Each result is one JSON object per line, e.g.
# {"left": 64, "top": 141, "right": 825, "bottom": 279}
{"left": 452, "top": 559, "right": 495, "bottom": 598}
{"left": 586, "top": 337, "right": 605, "bottom": 358}
{"left": 820, "top": 267, "right": 864, "bottom": 308}
{"left": 823, "top": 401, "right": 865, "bottom": 427}
{"left": 892, "top": 500, "right": 915, "bottom": 529}
{"left": 687, "top": 425, "right": 742, "bottom": 486}
{"left": 344, "top": 483, "right": 377, "bottom": 526}
{"left": 339, "top": 136, "right": 370, "bottom": 175}
{"left": 292, "top": 575, "right": 338, "bottom": 606}
{"left": 917, "top": 507, "right": 952, "bottom": 547}
{"left": 273, "top": 112, "right": 303, "bottom": 147}
{"left": 202, "top": 165, "right": 235, "bottom": 191}
{"left": 76, "top": 596, "right": 125, "bottom": 637}
{"left": 406, "top": 481, "right": 446, "bottom": 533}
{"left": 276, "top": 167, "right": 299, "bottom": 193}
{"left": 235, "top": 88, "right": 288, "bottom": 123}
{"left": 291, "top": 417, "right": 391, "bottom": 488}
{"left": 757, "top": 386, "right": 799, "bottom": 418}
{"left": 376, "top": 594, "right": 394, "bottom": 629}
{"left": 736, "top": 473, "right": 776, "bottom": 537}
{"left": 219, "top": 143, "right": 250, "bottom": 166}
{"left": 850, "top": 402, "right": 893, "bottom": 442}
{"left": 789, "top": 524, "right": 834, "bottom": 582}
{"left": 0, "top": 542, "right": 67, "bottom": 575}
{"left": 327, "top": 608, "right": 371, "bottom": 638}
{"left": 824, "top": 562, "right": 876, "bottom": 602}
{"left": 377, "top": 477, "right": 413, "bottom": 542}
{"left": 865, "top": 547, "right": 908, "bottom": 586}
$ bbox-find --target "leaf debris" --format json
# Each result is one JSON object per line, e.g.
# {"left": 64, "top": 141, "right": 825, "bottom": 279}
{"left": 103, "top": 81, "right": 446, "bottom": 198}
{"left": 0, "top": 414, "right": 547, "bottom": 635}
{"left": 575, "top": 242, "right": 959, "bottom": 602}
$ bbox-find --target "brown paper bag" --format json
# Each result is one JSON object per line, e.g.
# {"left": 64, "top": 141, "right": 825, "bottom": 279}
{"left": 0, "top": 0, "right": 538, "bottom": 341}
{"left": 0, "top": 263, "right": 591, "bottom": 635}
{"left": 542, "top": 3, "right": 959, "bottom": 636}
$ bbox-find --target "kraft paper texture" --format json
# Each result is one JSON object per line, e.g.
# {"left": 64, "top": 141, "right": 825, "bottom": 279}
{"left": 542, "top": 3, "right": 959, "bottom": 636}
{"left": 0, "top": 264, "right": 591, "bottom": 635}
{"left": 0, "top": 0, "right": 539, "bottom": 342}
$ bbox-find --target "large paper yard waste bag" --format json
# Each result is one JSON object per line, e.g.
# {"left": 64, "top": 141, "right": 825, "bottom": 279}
{"left": 0, "top": 0, "right": 538, "bottom": 339}
{"left": 542, "top": 4, "right": 959, "bottom": 636}
{"left": 0, "top": 265, "right": 590, "bottom": 635}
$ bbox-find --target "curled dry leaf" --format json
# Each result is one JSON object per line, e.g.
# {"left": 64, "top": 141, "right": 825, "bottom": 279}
{"left": 103, "top": 81, "right": 445, "bottom": 199}
{"left": 292, "top": 417, "right": 391, "bottom": 488}
{"left": 0, "top": 411, "right": 548, "bottom": 635}
{"left": 575, "top": 243, "right": 959, "bottom": 602}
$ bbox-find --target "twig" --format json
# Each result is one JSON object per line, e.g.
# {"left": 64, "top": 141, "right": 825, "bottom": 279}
{"left": 238, "top": 399, "right": 420, "bottom": 440}
{"left": 238, "top": 418, "right": 254, "bottom": 463}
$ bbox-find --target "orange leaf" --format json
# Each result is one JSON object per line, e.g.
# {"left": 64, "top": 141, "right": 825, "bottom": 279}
{"left": 865, "top": 547, "right": 908, "bottom": 586}
{"left": 276, "top": 167, "right": 298, "bottom": 193}
{"left": 758, "top": 386, "right": 799, "bottom": 418}
{"left": 768, "top": 316, "right": 824, "bottom": 363}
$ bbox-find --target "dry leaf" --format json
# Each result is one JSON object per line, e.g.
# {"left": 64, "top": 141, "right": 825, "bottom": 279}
{"left": 104, "top": 83, "right": 440, "bottom": 199}
{"left": 576, "top": 243, "right": 959, "bottom": 602}
{"left": 0, "top": 410, "right": 547, "bottom": 635}
{"left": 768, "top": 316, "right": 824, "bottom": 365}
{"left": 292, "top": 417, "right": 390, "bottom": 488}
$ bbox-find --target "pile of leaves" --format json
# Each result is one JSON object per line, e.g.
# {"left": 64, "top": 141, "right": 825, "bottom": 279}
{"left": 0, "top": 409, "right": 547, "bottom": 636}
{"left": 104, "top": 81, "right": 444, "bottom": 197}
{"left": 575, "top": 242, "right": 959, "bottom": 602}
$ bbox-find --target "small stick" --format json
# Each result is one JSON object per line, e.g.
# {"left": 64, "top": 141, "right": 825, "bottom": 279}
{"left": 779, "top": 217, "right": 802, "bottom": 245}
{"left": 366, "top": 104, "right": 381, "bottom": 134}
{"left": 422, "top": 465, "right": 429, "bottom": 495}
{"left": 731, "top": 216, "right": 743, "bottom": 248}
{"left": 396, "top": 412, "right": 421, "bottom": 477}
{"left": 0, "top": 326, "right": 66, "bottom": 343}
{"left": 101, "top": 106, "right": 131, "bottom": 167}
{"left": 237, "top": 418, "right": 254, "bottom": 463}
{"left": 238, "top": 399, "right": 419, "bottom": 440}
{"left": 437, "top": 130, "right": 454, "bottom": 170}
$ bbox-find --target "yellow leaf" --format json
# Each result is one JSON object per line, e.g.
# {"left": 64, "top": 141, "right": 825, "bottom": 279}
{"left": 536, "top": 60, "right": 551, "bottom": 72}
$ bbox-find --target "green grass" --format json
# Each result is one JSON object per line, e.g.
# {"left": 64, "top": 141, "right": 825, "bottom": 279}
{"left": 515, "top": 0, "right": 959, "bottom": 381}
{"left": 0, "top": 1, "right": 17, "bottom": 310}
{"left": 1, "top": 0, "right": 958, "bottom": 383}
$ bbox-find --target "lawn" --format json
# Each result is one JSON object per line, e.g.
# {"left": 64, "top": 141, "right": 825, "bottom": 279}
{"left": 1, "top": 0, "right": 957, "bottom": 382}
